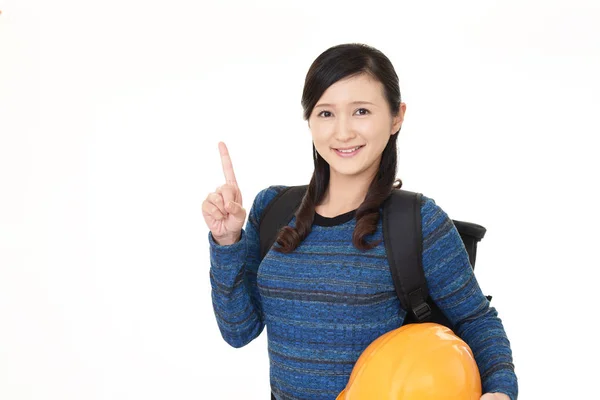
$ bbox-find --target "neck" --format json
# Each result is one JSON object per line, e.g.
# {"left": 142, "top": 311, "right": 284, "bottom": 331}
{"left": 317, "top": 167, "right": 376, "bottom": 215}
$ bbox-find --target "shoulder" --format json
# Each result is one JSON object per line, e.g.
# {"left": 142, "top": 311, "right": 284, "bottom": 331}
{"left": 417, "top": 194, "right": 467, "bottom": 257}
{"left": 253, "top": 185, "right": 289, "bottom": 208}
{"left": 418, "top": 194, "right": 455, "bottom": 238}
{"left": 384, "top": 190, "right": 451, "bottom": 235}
{"left": 419, "top": 194, "right": 447, "bottom": 220}
{"left": 248, "top": 184, "right": 290, "bottom": 225}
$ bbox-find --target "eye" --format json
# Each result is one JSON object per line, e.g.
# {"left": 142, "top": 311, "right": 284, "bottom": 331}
{"left": 316, "top": 108, "right": 370, "bottom": 118}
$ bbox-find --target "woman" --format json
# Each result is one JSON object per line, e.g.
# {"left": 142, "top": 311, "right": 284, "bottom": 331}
{"left": 203, "top": 43, "right": 518, "bottom": 400}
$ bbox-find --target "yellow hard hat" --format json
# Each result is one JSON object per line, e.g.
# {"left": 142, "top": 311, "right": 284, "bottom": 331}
{"left": 336, "top": 323, "right": 482, "bottom": 400}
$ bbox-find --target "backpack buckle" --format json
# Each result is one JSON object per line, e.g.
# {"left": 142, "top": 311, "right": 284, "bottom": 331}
{"left": 412, "top": 302, "right": 432, "bottom": 321}
{"left": 408, "top": 288, "right": 432, "bottom": 322}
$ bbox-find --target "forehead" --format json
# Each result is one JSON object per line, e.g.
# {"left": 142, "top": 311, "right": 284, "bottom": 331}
{"left": 317, "top": 74, "right": 385, "bottom": 105}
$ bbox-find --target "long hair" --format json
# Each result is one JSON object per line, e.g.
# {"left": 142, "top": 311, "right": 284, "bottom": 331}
{"left": 274, "top": 43, "right": 403, "bottom": 253}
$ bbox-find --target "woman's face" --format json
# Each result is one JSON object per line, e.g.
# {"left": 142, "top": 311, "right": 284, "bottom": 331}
{"left": 308, "top": 73, "right": 405, "bottom": 181}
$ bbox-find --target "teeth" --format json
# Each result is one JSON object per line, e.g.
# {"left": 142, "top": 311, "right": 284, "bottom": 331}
{"left": 337, "top": 146, "right": 361, "bottom": 153}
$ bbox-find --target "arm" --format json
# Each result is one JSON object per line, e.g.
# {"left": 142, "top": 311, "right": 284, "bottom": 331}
{"left": 208, "top": 185, "right": 284, "bottom": 348}
{"left": 420, "top": 196, "right": 518, "bottom": 400}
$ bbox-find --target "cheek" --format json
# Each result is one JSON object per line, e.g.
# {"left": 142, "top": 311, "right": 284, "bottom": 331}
{"left": 358, "top": 124, "right": 387, "bottom": 144}
{"left": 310, "top": 127, "right": 329, "bottom": 146}
{"left": 312, "top": 135, "right": 326, "bottom": 150}
{"left": 311, "top": 137, "right": 329, "bottom": 158}
{"left": 363, "top": 131, "right": 392, "bottom": 156}
{"left": 357, "top": 119, "right": 384, "bottom": 137}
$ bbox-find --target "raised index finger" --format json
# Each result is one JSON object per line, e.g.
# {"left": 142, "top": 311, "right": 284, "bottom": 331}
{"left": 218, "top": 141, "right": 238, "bottom": 185}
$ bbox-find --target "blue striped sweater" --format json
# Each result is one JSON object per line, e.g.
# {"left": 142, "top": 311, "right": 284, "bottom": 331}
{"left": 209, "top": 185, "right": 518, "bottom": 400}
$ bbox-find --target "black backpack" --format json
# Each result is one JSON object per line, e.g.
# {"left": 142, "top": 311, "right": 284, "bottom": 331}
{"left": 258, "top": 185, "right": 490, "bottom": 329}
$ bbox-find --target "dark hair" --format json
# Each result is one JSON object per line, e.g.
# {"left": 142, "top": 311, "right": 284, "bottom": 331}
{"left": 274, "top": 43, "right": 403, "bottom": 253}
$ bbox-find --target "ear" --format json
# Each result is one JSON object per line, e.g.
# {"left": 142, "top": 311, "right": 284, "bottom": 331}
{"left": 391, "top": 102, "right": 406, "bottom": 135}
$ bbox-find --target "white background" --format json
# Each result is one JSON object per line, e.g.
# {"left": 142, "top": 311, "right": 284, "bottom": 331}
{"left": 1, "top": 0, "right": 599, "bottom": 399}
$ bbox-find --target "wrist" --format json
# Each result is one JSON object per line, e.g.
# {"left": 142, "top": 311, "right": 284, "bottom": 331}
{"left": 213, "top": 231, "right": 242, "bottom": 246}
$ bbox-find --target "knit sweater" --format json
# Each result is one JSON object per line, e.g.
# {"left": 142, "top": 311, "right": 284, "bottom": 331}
{"left": 208, "top": 185, "right": 518, "bottom": 400}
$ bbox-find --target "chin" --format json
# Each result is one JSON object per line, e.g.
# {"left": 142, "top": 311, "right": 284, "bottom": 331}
{"left": 329, "top": 165, "right": 364, "bottom": 177}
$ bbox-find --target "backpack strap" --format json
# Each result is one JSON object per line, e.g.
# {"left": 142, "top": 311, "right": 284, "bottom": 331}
{"left": 259, "top": 185, "right": 308, "bottom": 259}
{"left": 382, "top": 189, "right": 433, "bottom": 322}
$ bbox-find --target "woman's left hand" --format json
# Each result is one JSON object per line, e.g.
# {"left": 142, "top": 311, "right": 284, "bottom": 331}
{"left": 481, "top": 394, "right": 510, "bottom": 400}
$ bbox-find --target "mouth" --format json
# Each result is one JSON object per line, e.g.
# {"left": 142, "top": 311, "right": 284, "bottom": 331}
{"left": 332, "top": 145, "right": 365, "bottom": 157}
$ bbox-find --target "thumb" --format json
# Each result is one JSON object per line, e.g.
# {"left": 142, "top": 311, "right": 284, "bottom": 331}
{"left": 226, "top": 201, "right": 246, "bottom": 221}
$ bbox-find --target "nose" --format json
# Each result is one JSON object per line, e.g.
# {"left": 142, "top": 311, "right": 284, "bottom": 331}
{"left": 334, "top": 116, "right": 357, "bottom": 142}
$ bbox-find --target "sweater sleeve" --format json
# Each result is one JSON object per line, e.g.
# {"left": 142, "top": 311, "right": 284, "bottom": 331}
{"left": 208, "top": 185, "right": 286, "bottom": 348}
{"left": 420, "top": 196, "right": 518, "bottom": 400}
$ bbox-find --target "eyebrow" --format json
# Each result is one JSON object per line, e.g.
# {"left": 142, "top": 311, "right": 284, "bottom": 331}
{"left": 314, "top": 101, "right": 376, "bottom": 108}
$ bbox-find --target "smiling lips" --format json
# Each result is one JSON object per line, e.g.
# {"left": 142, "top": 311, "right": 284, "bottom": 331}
{"left": 333, "top": 145, "right": 365, "bottom": 157}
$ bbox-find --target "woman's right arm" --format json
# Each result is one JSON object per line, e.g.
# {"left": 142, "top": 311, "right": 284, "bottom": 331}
{"left": 204, "top": 142, "right": 286, "bottom": 347}
{"left": 207, "top": 185, "right": 283, "bottom": 348}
